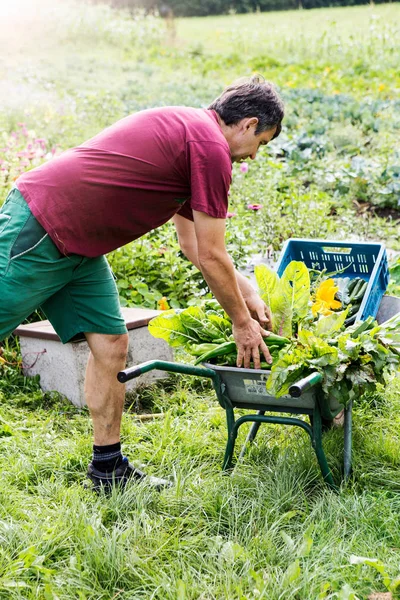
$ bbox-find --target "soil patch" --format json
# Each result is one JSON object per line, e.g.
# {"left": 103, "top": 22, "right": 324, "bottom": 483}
{"left": 353, "top": 200, "right": 400, "bottom": 221}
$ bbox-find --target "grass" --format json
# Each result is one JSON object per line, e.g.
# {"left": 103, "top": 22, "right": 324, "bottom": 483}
{"left": 1, "top": 374, "right": 400, "bottom": 598}
{"left": 1, "top": 1, "right": 400, "bottom": 597}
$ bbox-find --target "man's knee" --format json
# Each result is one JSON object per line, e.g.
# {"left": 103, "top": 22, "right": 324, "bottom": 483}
{"left": 86, "top": 332, "right": 129, "bottom": 363}
{"left": 107, "top": 333, "right": 129, "bottom": 359}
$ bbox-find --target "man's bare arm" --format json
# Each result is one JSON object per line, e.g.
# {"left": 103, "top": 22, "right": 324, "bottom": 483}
{"left": 173, "top": 213, "right": 272, "bottom": 329}
{"left": 173, "top": 212, "right": 271, "bottom": 368}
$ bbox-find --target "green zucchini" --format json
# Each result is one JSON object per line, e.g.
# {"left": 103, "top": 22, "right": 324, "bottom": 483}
{"left": 349, "top": 279, "right": 364, "bottom": 301}
{"left": 260, "top": 361, "right": 273, "bottom": 370}
{"left": 347, "top": 303, "right": 361, "bottom": 317}
{"left": 264, "top": 332, "right": 290, "bottom": 346}
{"left": 345, "top": 314, "right": 357, "bottom": 327}
{"left": 347, "top": 278, "right": 359, "bottom": 294}
{"left": 190, "top": 343, "right": 219, "bottom": 357}
{"left": 352, "top": 280, "right": 368, "bottom": 302}
{"left": 194, "top": 341, "right": 236, "bottom": 365}
{"left": 195, "top": 333, "right": 290, "bottom": 365}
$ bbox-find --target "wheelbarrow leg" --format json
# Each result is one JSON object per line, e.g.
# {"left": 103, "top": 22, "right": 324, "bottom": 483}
{"left": 312, "top": 403, "right": 337, "bottom": 490}
{"left": 222, "top": 405, "right": 237, "bottom": 471}
{"left": 344, "top": 399, "right": 353, "bottom": 481}
{"left": 238, "top": 411, "right": 265, "bottom": 461}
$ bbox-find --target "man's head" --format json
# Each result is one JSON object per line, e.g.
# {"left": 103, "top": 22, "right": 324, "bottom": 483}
{"left": 208, "top": 75, "right": 284, "bottom": 162}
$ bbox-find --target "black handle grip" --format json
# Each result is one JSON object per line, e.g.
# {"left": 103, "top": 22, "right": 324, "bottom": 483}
{"left": 289, "top": 372, "right": 322, "bottom": 398}
{"left": 117, "top": 365, "right": 146, "bottom": 383}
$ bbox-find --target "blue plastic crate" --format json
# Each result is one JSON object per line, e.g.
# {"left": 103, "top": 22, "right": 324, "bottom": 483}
{"left": 275, "top": 238, "right": 389, "bottom": 321}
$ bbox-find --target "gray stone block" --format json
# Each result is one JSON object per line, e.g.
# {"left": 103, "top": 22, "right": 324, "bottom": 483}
{"left": 16, "top": 309, "right": 174, "bottom": 407}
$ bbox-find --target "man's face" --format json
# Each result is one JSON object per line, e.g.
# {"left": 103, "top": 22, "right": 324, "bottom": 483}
{"left": 228, "top": 118, "right": 277, "bottom": 163}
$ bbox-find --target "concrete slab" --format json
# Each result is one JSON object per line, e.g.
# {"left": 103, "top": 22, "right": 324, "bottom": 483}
{"left": 14, "top": 308, "right": 173, "bottom": 407}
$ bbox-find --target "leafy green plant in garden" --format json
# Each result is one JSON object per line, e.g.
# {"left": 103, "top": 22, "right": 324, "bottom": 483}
{"left": 107, "top": 225, "right": 208, "bottom": 309}
{"left": 388, "top": 257, "right": 400, "bottom": 297}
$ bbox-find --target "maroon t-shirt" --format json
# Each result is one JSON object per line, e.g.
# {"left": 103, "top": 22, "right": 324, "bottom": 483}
{"left": 17, "top": 107, "right": 232, "bottom": 257}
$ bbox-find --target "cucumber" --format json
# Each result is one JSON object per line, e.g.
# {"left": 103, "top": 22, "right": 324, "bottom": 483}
{"left": 347, "top": 303, "right": 361, "bottom": 317}
{"left": 345, "top": 314, "right": 357, "bottom": 327}
{"left": 195, "top": 334, "right": 290, "bottom": 365}
{"left": 347, "top": 278, "right": 359, "bottom": 294}
{"left": 264, "top": 333, "right": 290, "bottom": 346}
{"left": 194, "top": 341, "right": 236, "bottom": 365}
{"left": 190, "top": 343, "right": 219, "bottom": 357}
{"left": 352, "top": 280, "right": 368, "bottom": 302}
{"left": 349, "top": 278, "right": 364, "bottom": 301}
{"left": 260, "top": 361, "right": 272, "bottom": 370}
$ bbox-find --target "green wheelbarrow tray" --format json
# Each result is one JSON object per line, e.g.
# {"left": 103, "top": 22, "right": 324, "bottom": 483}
{"left": 118, "top": 360, "right": 350, "bottom": 490}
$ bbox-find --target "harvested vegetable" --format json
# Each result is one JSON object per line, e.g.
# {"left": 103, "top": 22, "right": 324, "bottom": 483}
{"left": 334, "top": 276, "right": 369, "bottom": 326}
{"left": 148, "top": 259, "right": 399, "bottom": 406}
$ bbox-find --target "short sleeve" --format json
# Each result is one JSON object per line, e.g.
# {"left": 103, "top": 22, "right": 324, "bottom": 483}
{"left": 188, "top": 141, "right": 232, "bottom": 219}
{"left": 176, "top": 199, "right": 194, "bottom": 221}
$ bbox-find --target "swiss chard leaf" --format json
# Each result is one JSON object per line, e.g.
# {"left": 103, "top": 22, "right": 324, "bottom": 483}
{"left": 148, "top": 309, "right": 200, "bottom": 348}
{"left": 298, "top": 329, "right": 339, "bottom": 366}
{"left": 266, "top": 350, "right": 308, "bottom": 397}
{"left": 338, "top": 334, "right": 362, "bottom": 360}
{"left": 314, "top": 308, "right": 348, "bottom": 338}
{"left": 281, "top": 260, "right": 310, "bottom": 321}
{"left": 255, "top": 264, "right": 292, "bottom": 337}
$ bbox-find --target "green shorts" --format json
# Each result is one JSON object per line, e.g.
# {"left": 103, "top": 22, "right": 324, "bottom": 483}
{"left": 0, "top": 188, "right": 127, "bottom": 343}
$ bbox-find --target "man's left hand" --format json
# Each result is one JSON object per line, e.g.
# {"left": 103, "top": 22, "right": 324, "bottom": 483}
{"left": 245, "top": 294, "right": 272, "bottom": 331}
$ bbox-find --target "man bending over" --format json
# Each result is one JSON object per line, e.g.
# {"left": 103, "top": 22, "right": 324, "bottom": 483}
{"left": 0, "top": 75, "right": 284, "bottom": 490}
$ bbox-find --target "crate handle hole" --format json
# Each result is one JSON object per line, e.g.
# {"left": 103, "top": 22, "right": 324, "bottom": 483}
{"left": 321, "top": 246, "right": 352, "bottom": 254}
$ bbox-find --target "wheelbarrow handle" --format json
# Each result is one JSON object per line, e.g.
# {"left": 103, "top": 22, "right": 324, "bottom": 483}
{"left": 289, "top": 372, "right": 322, "bottom": 397}
{"left": 117, "top": 360, "right": 216, "bottom": 383}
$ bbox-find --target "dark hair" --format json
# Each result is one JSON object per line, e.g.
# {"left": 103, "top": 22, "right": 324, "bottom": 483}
{"left": 208, "top": 75, "right": 284, "bottom": 138}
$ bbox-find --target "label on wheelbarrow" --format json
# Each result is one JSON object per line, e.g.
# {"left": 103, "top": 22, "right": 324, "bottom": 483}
{"left": 243, "top": 378, "right": 268, "bottom": 395}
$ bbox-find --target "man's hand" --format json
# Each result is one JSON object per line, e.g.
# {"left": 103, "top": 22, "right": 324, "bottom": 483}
{"left": 235, "top": 271, "right": 273, "bottom": 331}
{"left": 243, "top": 293, "right": 273, "bottom": 331}
{"left": 233, "top": 317, "right": 272, "bottom": 369}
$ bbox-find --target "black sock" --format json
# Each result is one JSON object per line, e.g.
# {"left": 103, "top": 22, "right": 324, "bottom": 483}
{"left": 92, "top": 442, "right": 123, "bottom": 473}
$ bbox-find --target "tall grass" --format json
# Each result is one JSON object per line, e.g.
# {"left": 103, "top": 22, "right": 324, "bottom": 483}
{"left": 1, "top": 377, "right": 400, "bottom": 598}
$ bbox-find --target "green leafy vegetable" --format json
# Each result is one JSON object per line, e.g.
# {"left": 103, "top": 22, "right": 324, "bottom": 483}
{"left": 254, "top": 264, "right": 292, "bottom": 336}
{"left": 281, "top": 260, "right": 311, "bottom": 320}
{"left": 148, "top": 261, "right": 400, "bottom": 408}
{"left": 268, "top": 312, "right": 400, "bottom": 405}
{"left": 255, "top": 260, "right": 310, "bottom": 337}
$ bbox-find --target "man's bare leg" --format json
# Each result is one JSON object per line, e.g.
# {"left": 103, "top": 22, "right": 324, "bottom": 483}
{"left": 83, "top": 332, "right": 170, "bottom": 490}
{"left": 84, "top": 332, "right": 129, "bottom": 445}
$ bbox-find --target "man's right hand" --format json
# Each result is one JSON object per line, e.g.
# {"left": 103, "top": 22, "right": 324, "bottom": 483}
{"left": 232, "top": 318, "right": 272, "bottom": 369}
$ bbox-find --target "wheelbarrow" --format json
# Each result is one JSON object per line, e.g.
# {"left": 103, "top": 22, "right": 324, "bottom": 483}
{"left": 118, "top": 296, "right": 400, "bottom": 490}
{"left": 118, "top": 361, "right": 346, "bottom": 489}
